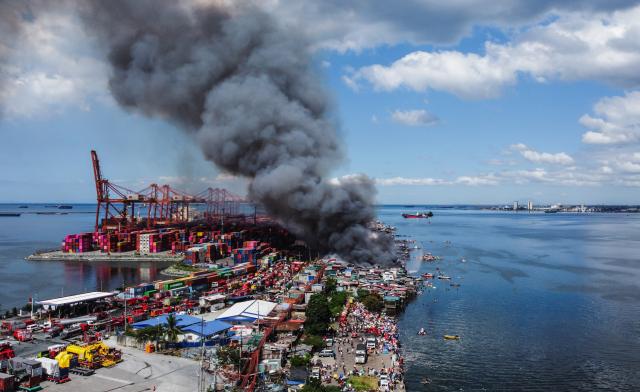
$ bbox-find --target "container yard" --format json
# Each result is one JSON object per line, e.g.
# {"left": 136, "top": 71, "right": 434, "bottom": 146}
{"left": 7, "top": 245, "right": 421, "bottom": 391}
{"left": 10, "top": 151, "right": 420, "bottom": 391}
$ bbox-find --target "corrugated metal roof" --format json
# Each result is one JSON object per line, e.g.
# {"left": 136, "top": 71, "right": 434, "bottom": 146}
{"left": 132, "top": 313, "right": 201, "bottom": 329}
{"left": 216, "top": 299, "right": 277, "bottom": 322}
{"left": 182, "top": 320, "right": 232, "bottom": 337}
{"left": 38, "top": 292, "right": 116, "bottom": 307}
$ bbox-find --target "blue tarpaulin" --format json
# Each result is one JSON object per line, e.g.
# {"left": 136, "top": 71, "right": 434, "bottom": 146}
{"left": 181, "top": 320, "right": 232, "bottom": 337}
{"left": 131, "top": 313, "right": 202, "bottom": 329}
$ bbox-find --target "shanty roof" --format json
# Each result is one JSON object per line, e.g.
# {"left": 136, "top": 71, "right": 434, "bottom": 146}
{"left": 216, "top": 299, "right": 277, "bottom": 322}
{"left": 38, "top": 292, "right": 116, "bottom": 309}
{"left": 131, "top": 314, "right": 202, "bottom": 329}
{"left": 181, "top": 320, "right": 232, "bottom": 337}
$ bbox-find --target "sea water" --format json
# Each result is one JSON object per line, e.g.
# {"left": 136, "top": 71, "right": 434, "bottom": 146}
{"left": 381, "top": 206, "right": 640, "bottom": 391}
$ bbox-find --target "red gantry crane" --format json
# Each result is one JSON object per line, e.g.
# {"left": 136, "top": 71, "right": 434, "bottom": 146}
{"left": 91, "top": 150, "right": 249, "bottom": 233}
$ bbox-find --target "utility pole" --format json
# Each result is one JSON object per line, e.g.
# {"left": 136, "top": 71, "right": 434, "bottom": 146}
{"left": 123, "top": 279, "right": 128, "bottom": 333}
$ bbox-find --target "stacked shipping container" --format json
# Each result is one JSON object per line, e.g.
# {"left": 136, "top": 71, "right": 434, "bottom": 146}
{"left": 61, "top": 233, "right": 94, "bottom": 253}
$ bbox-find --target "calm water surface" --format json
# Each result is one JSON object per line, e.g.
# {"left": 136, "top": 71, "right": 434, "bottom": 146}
{"left": 379, "top": 206, "right": 640, "bottom": 391}
{"left": 0, "top": 204, "right": 168, "bottom": 310}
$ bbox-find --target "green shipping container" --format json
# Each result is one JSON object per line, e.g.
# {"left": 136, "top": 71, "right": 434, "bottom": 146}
{"left": 164, "top": 281, "right": 185, "bottom": 290}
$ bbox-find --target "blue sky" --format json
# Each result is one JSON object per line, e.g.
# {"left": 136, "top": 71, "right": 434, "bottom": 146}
{"left": 1, "top": 1, "right": 640, "bottom": 204}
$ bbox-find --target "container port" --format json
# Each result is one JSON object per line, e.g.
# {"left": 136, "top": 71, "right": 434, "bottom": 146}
{"left": 8, "top": 151, "right": 420, "bottom": 391}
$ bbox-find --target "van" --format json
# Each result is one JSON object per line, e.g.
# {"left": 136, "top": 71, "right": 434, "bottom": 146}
{"left": 355, "top": 343, "right": 367, "bottom": 364}
{"left": 319, "top": 349, "right": 335, "bottom": 358}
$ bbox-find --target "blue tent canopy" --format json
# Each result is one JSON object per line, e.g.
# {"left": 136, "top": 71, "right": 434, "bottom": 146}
{"left": 131, "top": 313, "right": 202, "bottom": 329}
{"left": 181, "top": 320, "right": 232, "bottom": 337}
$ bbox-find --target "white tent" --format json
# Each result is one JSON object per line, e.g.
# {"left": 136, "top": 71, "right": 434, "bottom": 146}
{"left": 215, "top": 299, "right": 277, "bottom": 323}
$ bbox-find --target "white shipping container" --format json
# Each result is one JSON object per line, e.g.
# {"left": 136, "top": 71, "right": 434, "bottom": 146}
{"left": 35, "top": 357, "right": 59, "bottom": 376}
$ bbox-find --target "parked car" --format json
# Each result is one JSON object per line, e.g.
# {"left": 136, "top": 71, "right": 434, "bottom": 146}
{"left": 318, "top": 349, "right": 335, "bottom": 358}
{"left": 379, "top": 374, "right": 390, "bottom": 391}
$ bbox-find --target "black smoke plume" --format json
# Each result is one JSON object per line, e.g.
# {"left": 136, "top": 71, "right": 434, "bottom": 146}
{"left": 8, "top": 0, "right": 396, "bottom": 265}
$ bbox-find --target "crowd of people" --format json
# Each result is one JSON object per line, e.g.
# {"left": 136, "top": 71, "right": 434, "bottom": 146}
{"left": 334, "top": 302, "right": 405, "bottom": 391}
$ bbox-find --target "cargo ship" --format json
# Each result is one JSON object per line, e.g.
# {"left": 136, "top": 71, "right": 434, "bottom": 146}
{"left": 58, "top": 205, "right": 73, "bottom": 209}
{"left": 402, "top": 211, "right": 433, "bottom": 219}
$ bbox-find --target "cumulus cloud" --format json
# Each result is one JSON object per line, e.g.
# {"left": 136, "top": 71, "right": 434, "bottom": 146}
{"left": 0, "top": 3, "right": 109, "bottom": 118}
{"left": 350, "top": 6, "right": 640, "bottom": 98}
{"left": 375, "top": 174, "right": 498, "bottom": 186}
{"left": 373, "top": 167, "right": 636, "bottom": 188}
{"left": 580, "top": 91, "right": 640, "bottom": 145}
{"left": 260, "top": 0, "right": 637, "bottom": 52}
{"left": 391, "top": 109, "right": 439, "bottom": 127}
{"left": 510, "top": 143, "right": 574, "bottom": 165}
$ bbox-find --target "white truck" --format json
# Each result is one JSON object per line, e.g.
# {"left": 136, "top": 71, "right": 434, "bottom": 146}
{"left": 355, "top": 343, "right": 367, "bottom": 364}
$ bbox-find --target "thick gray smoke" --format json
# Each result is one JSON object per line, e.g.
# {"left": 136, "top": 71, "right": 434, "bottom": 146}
{"left": 75, "top": 0, "right": 395, "bottom": 266}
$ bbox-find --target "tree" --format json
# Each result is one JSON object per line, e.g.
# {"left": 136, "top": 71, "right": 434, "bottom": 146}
{"left": 329, "top": 291, "right": 348, "bottom": 316}
{"left": 303, "top": 335, "right": 324, "bottom": 351}
{"left": 361, "top": 292, "right": 383, "bottom": 313}
{"left": 216, "top": 345, "right": 240, "bottom": 366}
{"left": 164, "top": 313, "right": 183, "bottom": 343}
{"left": 324, "top": 277, "right": 337, "bottom": 295}
{"left": 134, "top": 326, "right": 164, "bottom": 345}
{"left": 302, "top": 379, "right": 341, "bottom": 392}
{"left": 357, "top": 289, "right": 370, "bottom": 299}
{"left": 289, "top": 354, "right": 310, "bottom": 367}
{"left": 305, "top": 294, "right": 330, "bottom": 336}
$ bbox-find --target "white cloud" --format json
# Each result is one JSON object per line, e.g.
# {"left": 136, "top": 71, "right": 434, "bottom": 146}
{"left": 260, "top": 1, "right": 635, "bottom": 52}
{"left": 349, "top": 6, "right": 640, "bottom": 98}
{"left": 374, "top": 167, "right": 629, "bottom": 188}
{"left": 580, "top": 91, "right": 640, "bottom": 145}
{"left": 455, "top": 174, "right": 499, "bottom": 186}
{"left": 0, "top": 6, "right": 109, "bottom": 118}
{"left": 375, "top": 174, "right": 498, "bottom": 186}
{"left": 376, "top": 177, "right": 447, "bottom": 186}
{"left": 510, "top": 143, "right": 574, "bottom": 165}
{"left": 391, "top": 109, "right": 439, "bottom": 127}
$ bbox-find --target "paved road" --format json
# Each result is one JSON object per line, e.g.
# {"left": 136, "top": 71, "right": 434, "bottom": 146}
{"left": 313, "top": 335, "right": 405, "bottom": 391}
{"left": 37, "top": 341, "right": 201, "bottom": 392}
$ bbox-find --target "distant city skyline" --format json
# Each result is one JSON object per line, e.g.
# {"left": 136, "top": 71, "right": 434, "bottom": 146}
{"left": 1, "top": 2, "right": 640, "bottom": 204}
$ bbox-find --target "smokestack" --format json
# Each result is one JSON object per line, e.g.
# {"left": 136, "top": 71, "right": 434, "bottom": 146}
{"left": 13, "top": 0, "right": 397, "bottom": 265}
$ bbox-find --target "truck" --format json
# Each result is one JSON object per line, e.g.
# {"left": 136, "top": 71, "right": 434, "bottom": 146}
{"left": 366, "top": 336, "right": 377, "bottom": 350}
{"left": 355, "top": 343, "right": 367, "bottom": 364}
{"left": 12, "top": 329, "right": 32, "bottom": 342}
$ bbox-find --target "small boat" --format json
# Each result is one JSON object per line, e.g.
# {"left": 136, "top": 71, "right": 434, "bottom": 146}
{"left": 422, "top": 254, "right": 438, "bottom": 262}
{"left": 422, "top": 273, "right": 434, "bottom": 279}
{"left": 0, "top": 212, "right": 20, "bottom": 217}
{"left": 421, "top": 378, "right": 431, "bottom": 385}
{"left": 418, "top": 328, "right": 426, "bottom": 336}
{"left": 402, "top": 211, "right": 433, "bottom": 219}
{"left": 18, "top": 205, "right": 28, "bottom": 208}
{"left": 443, "top": 335, "right": 460, "bottom": 340}
{"left": 437, "top": 275, "right": 451, "bottom": 280}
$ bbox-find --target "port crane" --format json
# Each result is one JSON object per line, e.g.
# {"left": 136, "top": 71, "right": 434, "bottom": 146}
{"left": 91, "top": 150, "right": 250, "bottom": 232}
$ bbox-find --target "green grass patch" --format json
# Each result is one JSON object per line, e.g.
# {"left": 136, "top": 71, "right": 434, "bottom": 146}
{"left": 348, "top": 376, "right": 378, "bottom": 391}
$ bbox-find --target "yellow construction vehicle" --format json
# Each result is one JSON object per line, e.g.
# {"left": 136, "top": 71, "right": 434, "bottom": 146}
{"left": 63, "top": 341, "right": 122, "bottom": 369}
